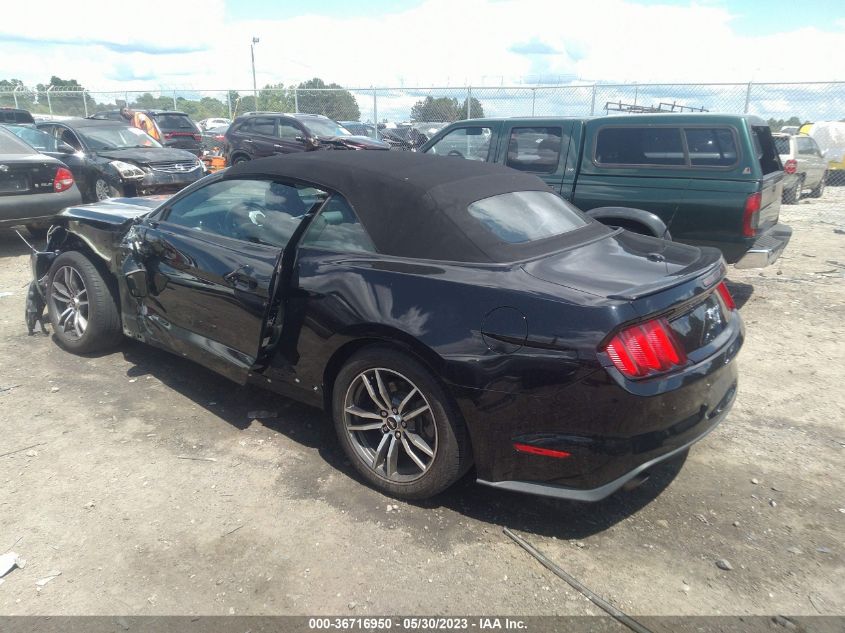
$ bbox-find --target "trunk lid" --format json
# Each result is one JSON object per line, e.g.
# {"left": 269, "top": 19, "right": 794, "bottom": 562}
{"left": 522, "top": 230, "right": 722, "bottom": 302}
{"left": 0, "top": 154, "right": 59, "bottom": 197}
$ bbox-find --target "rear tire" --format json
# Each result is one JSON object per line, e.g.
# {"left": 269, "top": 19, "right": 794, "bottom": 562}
{"left": 782, "top": 184, "right": 800, "bottom": 204}
{"left": 47, "top": 251, "right": 123, "bottom": 354}
{"left": 231, "top": 154, "right": 250, "bottom": 165}
{"left": 332, "top": 346, "right": 471, "bottom": 499}
{"left": 808, "top": 174, "right": 826, "bottom": 198}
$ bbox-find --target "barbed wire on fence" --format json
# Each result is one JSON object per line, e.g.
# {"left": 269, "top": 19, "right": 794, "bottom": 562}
{"left": 2, "top": 82, "right": 843, "bottom": 129}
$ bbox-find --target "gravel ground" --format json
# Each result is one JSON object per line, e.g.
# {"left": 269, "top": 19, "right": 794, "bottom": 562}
{"left": 0, "top": 190, "right": 842, "bottom": 618}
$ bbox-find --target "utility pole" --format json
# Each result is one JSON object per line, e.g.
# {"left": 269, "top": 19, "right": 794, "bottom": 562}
{"left": 251, "top": 37, "right": 260, "bottom": 108}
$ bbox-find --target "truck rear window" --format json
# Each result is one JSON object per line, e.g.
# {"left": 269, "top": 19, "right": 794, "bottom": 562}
{"left": 153, "top": 113, "right": 197, "bottom": 132}
{"left": 596, "top": 127, "right": 685, "bottom": 166}
{"left": 773, "top": 136, "right": 790, "bottom": 155}
{"left": 751, "top": 126, "right": 782, "bottom": 175}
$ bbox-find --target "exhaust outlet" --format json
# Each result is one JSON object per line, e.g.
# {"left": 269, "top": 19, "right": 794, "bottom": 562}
{"left": 622, "top": 472, "right": 650, "bottom": 491}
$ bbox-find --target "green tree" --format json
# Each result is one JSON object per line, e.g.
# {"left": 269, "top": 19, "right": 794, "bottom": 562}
{"left": 0, "top": 78, "right": 34, "bottom": 110}
{"left": 767, "top": 116, "right": 803, "bottom": 132}
{"left": 34, "top": 76, "right": 96, "bottom": 116}
{"left": 257, "top": 83, "right": 294, "bottom": 113}
{"left": 409, "top": 96, "right": 460, "bottom": 122}
{"left": 295, "top": 78, "right": 360, "bottom": 121}
{"left": 458, "top": 97, "right": 484, "bottom": 119}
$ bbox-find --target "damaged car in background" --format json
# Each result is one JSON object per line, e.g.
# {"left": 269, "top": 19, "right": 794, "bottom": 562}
{"left": 33, "top": 118, "right": 204, "bottom": 201}
{"left": 25, "top": 151, "right": 742, "bottom": 502}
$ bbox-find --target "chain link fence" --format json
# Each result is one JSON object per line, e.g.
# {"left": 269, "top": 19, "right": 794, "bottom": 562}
{"left": 2, "top": 82, "right": 844, "bottom": 130}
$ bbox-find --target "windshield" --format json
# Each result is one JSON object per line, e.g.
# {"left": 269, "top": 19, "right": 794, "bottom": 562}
{"left": 302, "top": 118, "right": 351, "bottom": 138}
{"left": 4, "top": 125, "right": 59, "bottom": 152}
{"left": 467, "top": 191, "right": 589, "bottom": 244}
{"left": 78, "top": 126, "right": 162, "bottom": 151}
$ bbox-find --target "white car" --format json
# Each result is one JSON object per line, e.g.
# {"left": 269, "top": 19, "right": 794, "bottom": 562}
{"left": 198, "top": 117, "right": 231, "bottom": 131}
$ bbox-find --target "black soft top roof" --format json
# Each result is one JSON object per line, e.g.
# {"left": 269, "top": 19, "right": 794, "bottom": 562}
{"left": 223, "top": 150, "right": 601, "bottom": 263}
{"left": 223, "top": 151, "right": 602, "bottom": 263}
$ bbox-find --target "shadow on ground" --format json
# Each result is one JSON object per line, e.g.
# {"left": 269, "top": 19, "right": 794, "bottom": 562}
{"left": 117, "top": 339, "right": 684, "bottom": 541}
{"left": 724, "top": 278, "right": 754, "bottom": 310}
{"left": 0, "top": 229, "right": 36, "bottom": 259}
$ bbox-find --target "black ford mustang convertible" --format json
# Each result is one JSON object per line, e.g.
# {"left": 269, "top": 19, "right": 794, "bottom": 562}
{"left": 27, "top": 151, "right": 743, "bottom": 500}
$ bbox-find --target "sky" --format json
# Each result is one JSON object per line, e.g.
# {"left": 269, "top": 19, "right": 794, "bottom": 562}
{"left": 1, "top": 0, "right": 844, "bottom": 92}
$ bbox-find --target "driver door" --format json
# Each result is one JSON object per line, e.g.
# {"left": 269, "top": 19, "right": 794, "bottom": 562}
{"left": 137, "top": 177, "right": 315, "bottom": 383}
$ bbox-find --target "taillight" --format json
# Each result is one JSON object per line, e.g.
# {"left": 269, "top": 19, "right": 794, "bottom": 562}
{"left": 603, "top": 317, "right": 686, "bottom": 379}
{"left": 743, "top": 192, "right": 761, "bottom": 238}
{"left": 716, "top": 281, "right": 736, "bottom": 311}
{"left": 214, "top": 134, "right": 225, "bottom": 141}
{"left": 783, "top": 159, "right": 797, "bottom": 175}
{"left": 164, "top": 132, "right": 174, "bottom": 139}
{"left": 53, "top": 167, "right": 74, "bottom": 193}
{"left": 193, "top": 134, "right": 202, "bottom": 142}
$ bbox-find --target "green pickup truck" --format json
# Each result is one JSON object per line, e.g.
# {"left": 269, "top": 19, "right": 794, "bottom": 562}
{"left": 420, "top": 114, "right": 792, "bottom": 267}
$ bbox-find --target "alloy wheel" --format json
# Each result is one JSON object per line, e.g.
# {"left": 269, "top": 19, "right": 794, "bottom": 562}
{"left": 343, "top": 368, "right": 438, "bottom": 482}
{"left": 94, "top": 179, "right": 112, "bottom": 201}
{"left": 50, "top": 265, "right": 89, "bottom": 339}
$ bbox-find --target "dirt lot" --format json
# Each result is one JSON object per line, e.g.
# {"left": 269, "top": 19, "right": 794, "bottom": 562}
{"left": 0, "top": 191, "right": 843, "bottom": 618}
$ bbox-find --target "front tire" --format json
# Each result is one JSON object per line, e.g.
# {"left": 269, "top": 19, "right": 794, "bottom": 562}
{"left": 332, "top": 347, "right": 471, "bottom": 499}
{"left": 93, "top": 178, "right": 122, "bottom": 201}
{"left": 47, "top": 251, "right": 123, "bottom": 354}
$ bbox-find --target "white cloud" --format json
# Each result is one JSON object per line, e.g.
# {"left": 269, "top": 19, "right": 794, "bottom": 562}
{"left": 0, "top": 0, "right": 843, "bottom": 92}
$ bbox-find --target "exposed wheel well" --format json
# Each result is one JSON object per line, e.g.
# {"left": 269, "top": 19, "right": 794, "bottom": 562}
{"left": 601, "top": 218, "right": 658, "bottom": 237}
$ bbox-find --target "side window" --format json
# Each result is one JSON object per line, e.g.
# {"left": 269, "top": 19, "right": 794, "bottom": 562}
{"left": 425, "top": 126, "right": 492, "bottom": 161}
{"left": 277, "top": 121, "right": 301, "bottom": 140}
{"left": 810, "top": 139, "right": 823, "bottom": 157}
{"left": 165, "top": 179, "right": 319, "bottom": 248}
{"left": 506, "top": 127, "right": 563, "bottom": 173}
{"left": 595, "top": 127, "right": 685, "bottom": 166}
{"left": 249, "top": 118, "right": 276, "bottom": 137}
{"left": 59, "top": 128, "right": 82, "bottom": 151}
{"left": 300, "top": 195, "right": 377, "bottom": 254}
{"left": 684, "top": 128, "right": 738, "bottom": 166}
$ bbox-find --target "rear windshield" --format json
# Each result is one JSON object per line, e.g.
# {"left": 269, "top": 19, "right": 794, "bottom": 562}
{"left": 0, "top": 127, "right": 37, "bottom": 154}
{"left": 773, "top": 136, "right": 790, "bottom": 155}
{"left": 467, "top": 191, "right": 588, "bottom": 244}
{"left": 751, "top": 126, "right": 782, "bottom": 175}
{"left": 5, "top": 125, "right": 58, "bottom": 152}
{"left": 152, "top": 113, "right": 198, "bottom": 132}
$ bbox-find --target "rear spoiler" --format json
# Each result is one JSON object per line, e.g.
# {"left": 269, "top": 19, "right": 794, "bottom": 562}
{"left": 607, "top": 248, "right": 725, "bottom": 301}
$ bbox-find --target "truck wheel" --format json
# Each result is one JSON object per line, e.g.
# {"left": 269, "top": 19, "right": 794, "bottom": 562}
{"left": 332, "top": 346, "right": 471, "bottom": 500}
{"left": 782, "top": 183, "right": 800, "bottom": 204}
{"left": 808, "top": 174, "right": 826, "bottom": 198}
{"left": 47, "top": 251, "right": 123, "bottom": 354}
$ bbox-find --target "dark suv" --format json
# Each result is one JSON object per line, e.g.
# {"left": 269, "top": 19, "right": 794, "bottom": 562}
{"left": 91, "top": 110, "right": 202, "bottom": 156}
{"left": 225, "top": 112, "right": 389, "bottom": 164}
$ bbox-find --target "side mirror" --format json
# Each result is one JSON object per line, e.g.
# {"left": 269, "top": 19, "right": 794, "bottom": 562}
{"left": 58, "top": 142, "right": 76, "bottom": 154}
{"left": 122, "top": 257, "right": 148, "bottom": 298}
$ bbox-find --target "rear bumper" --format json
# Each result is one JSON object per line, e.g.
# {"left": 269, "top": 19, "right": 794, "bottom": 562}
{"left": 455, "top": 311, "right": 743, "bottom": 500}
{"left": 735, "top": 223, "right": 792, "bottom": 269}
{"left": 478, "top": 390, "right": 733, "bottom": 502}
